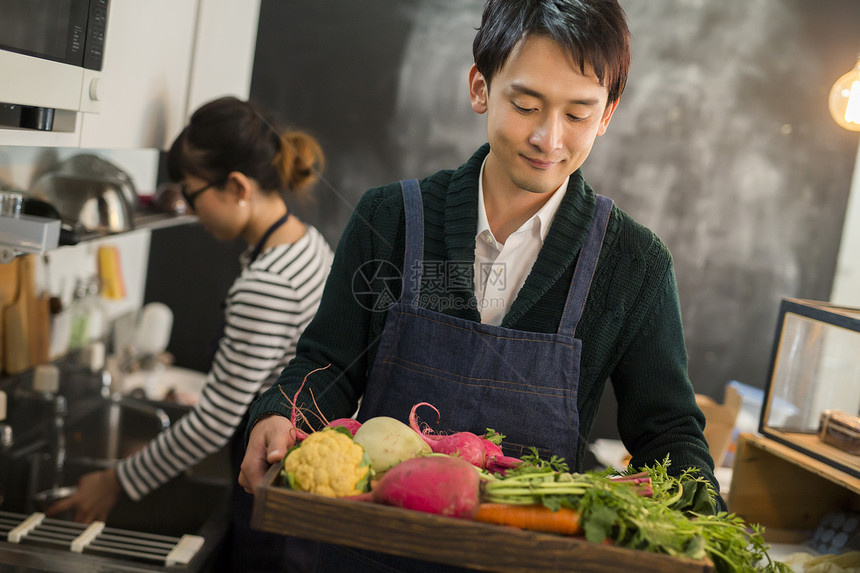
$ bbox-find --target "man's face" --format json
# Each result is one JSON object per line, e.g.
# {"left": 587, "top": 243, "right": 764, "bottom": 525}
{"left": 469, "top": 34, "right": 619, "bottom": 197}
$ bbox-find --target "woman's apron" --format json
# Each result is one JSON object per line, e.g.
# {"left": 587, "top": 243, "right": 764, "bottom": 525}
{"left": 316, "top": 180, "right": 613, "bottom": 572}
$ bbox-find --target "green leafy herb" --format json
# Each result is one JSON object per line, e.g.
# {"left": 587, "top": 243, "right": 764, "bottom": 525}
{"left": 482, "top": 454, "right": 792, "bottom": 573}
{"left": 506, "top": 447, "right": 570, "bottom": 474}
{"left": 483, "top": 428, "right": 505, "bottom": 446}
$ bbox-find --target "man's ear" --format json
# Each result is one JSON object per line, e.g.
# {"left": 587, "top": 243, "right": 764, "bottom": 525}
{"left": 597, "top": 99, "right": 620, "bottom": 136}
{"left": 468, "top": 64, "right": 489, "bottom": 114}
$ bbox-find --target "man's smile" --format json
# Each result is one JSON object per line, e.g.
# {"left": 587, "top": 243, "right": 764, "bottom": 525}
{"left": 521, "top": 155, "right": 560, "bottom": 169}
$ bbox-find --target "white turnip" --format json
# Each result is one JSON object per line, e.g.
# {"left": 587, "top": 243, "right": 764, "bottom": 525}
{"left": 352, "top": 416, "right": 432, "bottom": 473}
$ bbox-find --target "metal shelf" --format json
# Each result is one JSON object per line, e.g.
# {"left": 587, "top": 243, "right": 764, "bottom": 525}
{"left": 65, "top": 210, "right": 197, "bottom": 244}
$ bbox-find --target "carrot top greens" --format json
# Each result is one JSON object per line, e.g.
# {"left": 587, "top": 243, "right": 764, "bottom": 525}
{"left": 483, "top": 451, "right": 792, "bottom": 573}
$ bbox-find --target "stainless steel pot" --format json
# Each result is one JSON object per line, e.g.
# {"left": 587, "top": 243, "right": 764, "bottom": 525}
{"left": 31, "top": 154, "right": 138, "bottom": 234}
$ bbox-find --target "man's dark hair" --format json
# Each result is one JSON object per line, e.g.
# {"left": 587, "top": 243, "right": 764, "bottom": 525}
{"left": 472, "top": 0, "right": 630, "bottom": 105}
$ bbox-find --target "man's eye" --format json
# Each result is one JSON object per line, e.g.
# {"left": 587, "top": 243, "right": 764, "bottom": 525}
{"left": 513, "top": 103, "right": 535, "bottom": 113}
{"left": 567, "top": 113, "right": 586, "bottom": 122}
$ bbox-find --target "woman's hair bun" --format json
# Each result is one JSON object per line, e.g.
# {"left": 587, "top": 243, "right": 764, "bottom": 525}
{"left": 278, "top": 131, "right": 324, "bottom": 191}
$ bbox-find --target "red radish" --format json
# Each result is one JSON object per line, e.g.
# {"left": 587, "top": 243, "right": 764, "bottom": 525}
{"left": 351, "top": 456, "right": 480, "bottom": 519}
{"left": 279, "top": 365, "right": 363, "bottom": 441}
{"left": 484, "top": 452, "right": 523, "bottom": 474}
{"left": 409, "top": 402, "right": 521, "bottom": 472}
{"left": 481, "top": 439, "right": 520, "bottom": 473}
{"left": 610, "top": 471, "right": 653, "bottom": 496}
{"left": 327, "top": 418, "right": 362, "bottom": 436}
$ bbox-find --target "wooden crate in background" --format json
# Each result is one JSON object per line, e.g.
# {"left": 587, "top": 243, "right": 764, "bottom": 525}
{"left": 729, "top": 433, "right": 860, "bottom": 543}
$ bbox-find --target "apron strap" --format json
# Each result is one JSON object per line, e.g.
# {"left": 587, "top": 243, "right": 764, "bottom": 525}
{"left": 559, "top": 195, "right": 614, "bottom": 337}
{"left": 399, "top": 179, "right": 424, "bottom": 306}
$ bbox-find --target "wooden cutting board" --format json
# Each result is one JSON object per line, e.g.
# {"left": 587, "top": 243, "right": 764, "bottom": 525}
{"left": 4, "top": 255, "right": 32, "bottom": 374}
{"left": 0, "top": 257, "right": 20, "bottom": 374}
{"left": 28, "top": 257, "right": 51, "bottom": 367}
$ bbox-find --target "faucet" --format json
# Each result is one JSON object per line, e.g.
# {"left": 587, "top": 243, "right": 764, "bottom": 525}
{"left": 0, "top": 390, "right": 12, "bottom": 507}
{"left": 80, "top": 341, "right": 114, "bottom": 398}
{"left": 0, "top": 390, "right": 11, "bottom": 451}
{"left": 32, "top": 364, "right": 66, "bottom": 491}
{"left": 49, "top": 394, "right": 67, "bottom": 490}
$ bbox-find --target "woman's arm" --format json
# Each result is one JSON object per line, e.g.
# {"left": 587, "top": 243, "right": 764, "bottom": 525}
{"left": 113, "top": 236, "right": 331, "bottom": 501}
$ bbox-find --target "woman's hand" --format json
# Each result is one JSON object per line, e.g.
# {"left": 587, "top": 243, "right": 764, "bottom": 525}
{"left": 238, "top": 415, "right": 297, "bottom": 494}
{"left": 45, "top": 468, "right": 121, "bottom": 523}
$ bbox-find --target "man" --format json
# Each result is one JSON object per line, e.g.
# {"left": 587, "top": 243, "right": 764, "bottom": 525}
{"left": 242, "top": 0, "right": 724, "bottom": 568}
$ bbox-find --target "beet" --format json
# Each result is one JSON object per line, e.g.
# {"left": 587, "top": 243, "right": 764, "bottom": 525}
{"left": 368, "top": 456, "right": 480, "bottom": 518}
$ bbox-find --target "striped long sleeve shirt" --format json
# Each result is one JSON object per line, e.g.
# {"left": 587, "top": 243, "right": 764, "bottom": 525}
{"left": 116, "top": 225, "right": 333, "bottom": 501}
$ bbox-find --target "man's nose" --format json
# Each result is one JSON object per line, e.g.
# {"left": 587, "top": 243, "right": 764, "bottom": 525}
{"left": 528, "top": 112, "right": 564, "bottom": 152}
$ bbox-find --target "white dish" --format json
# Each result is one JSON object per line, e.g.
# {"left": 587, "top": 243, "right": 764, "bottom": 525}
{"left": 120, "top": 366, "right": 206, "bottom": 406}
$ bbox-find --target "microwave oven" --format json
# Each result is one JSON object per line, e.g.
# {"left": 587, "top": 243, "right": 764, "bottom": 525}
{"left": 0, "top": 0, "right": 109, "bottom": 131}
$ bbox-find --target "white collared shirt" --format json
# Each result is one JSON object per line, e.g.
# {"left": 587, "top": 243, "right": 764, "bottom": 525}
{"left": 474, "top": 157, "right": 569, "bottom": 325}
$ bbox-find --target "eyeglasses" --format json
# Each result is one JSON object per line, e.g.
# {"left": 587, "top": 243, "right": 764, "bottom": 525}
{"left": 180, "top": 181, "right": 218, "bottom": 210}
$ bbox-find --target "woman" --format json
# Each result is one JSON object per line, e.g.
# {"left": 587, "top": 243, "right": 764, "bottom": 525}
{"left": 49, "top": 96, "right": 333, "bottom": 571}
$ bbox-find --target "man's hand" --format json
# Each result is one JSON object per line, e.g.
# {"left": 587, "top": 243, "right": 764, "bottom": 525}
{"left": 238, "top": 415, "right": 297, "bottom": 495}
{"left": 45, "top": 468, "right": 121, "bottom": 523}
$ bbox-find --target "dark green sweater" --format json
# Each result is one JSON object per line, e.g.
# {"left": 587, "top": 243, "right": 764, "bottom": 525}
{"left": 250, "top": 144, "right": 724, "bottom": 508}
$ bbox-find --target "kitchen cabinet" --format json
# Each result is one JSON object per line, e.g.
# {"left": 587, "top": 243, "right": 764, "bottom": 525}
{"left": 0, "top": 118, "right": 84, "bottom": 148}
{"left": 81, "top": 0, "right": 261, "bottom": 150}
{"left": 0, "top": 0, "right": 261, "bottom": 149}
{"left": 185, "top": 0, "right": 261, "bottom": 118}
{"left": 77, "top": 0, "right": 198, "bottom": 149}
{"left": 728, "top": 433, "right": 860, "bottom": 543}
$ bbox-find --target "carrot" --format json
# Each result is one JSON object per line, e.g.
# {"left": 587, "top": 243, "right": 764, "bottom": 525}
{"left": 473, "top": 503, "right": 581, "bottom": 536}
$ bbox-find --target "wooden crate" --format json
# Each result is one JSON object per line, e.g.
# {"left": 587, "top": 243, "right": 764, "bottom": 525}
{"left": 729, "top": 433, "right": 860, "bottom": 543}
{"left": 251, "top": 465, "right": 713, "bottom": 573}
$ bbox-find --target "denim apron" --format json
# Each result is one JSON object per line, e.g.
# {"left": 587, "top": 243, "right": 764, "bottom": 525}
{"left": 316, "top": 180, "right": 613, "bottom": 572}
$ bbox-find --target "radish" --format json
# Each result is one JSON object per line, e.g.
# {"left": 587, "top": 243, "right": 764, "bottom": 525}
{"left": 409, "top": 402, "right": 521, "bottom": 472}
{"left": 328, "top": 418, "right": 362, "bottom": 436}
{"left": 351, "top": 455, "right": 481, "bottom": 519}
{"left": 279, "top": 365, "right": 363, "bottom": 441}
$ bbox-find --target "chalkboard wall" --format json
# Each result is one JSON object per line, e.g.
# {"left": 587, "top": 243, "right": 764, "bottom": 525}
{"left": 249, "top": 0, "right": 860, "bottom": 400}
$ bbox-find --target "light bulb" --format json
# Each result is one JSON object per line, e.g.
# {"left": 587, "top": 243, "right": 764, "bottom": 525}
{"left": 829, "top": 55, "right": 860, "bottom": 132}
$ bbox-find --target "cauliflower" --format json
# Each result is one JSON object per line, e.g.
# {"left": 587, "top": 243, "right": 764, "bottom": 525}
{"left": 282, "top": 427, "right": 372, "bottom": 497}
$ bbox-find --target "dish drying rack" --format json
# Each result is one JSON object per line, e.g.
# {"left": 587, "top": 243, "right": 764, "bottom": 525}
{"left": 0, "top": 511, "right": 203, "bottom": 567}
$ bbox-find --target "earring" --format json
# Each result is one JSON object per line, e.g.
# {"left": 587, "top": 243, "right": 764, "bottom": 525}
{"left": 238, "top": 200, "right": 246, "bottom": 207}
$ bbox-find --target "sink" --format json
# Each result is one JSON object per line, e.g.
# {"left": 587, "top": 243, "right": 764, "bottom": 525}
{"left": 64, "top": 395, "right": 171, "bottom": 461}
{"left": 5, "top": 394, "right": 233, "bottom": 524}
{"left": 0, "top": 391, "right": 232, "bottom": 571}
{"left": 21, "top": 454, "right": 229, "bottom": 537}
{"left": 58, "top": 394, "right": 230, "bottom": 480}
{"left": 20, "top": 455, "right": 229, "bottom": 537}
